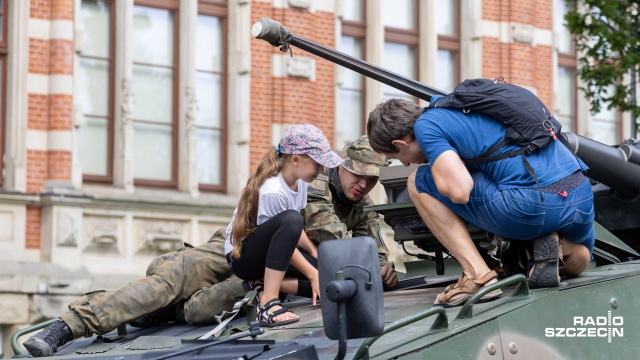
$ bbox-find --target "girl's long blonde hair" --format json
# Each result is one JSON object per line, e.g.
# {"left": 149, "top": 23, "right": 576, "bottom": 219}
{"left": 230, "top": 148, "right": 287, "bottom": 258}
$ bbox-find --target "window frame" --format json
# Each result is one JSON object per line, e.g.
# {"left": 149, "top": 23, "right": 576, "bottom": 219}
{"left": 0, "top": 0, "right": 7, "bottom": 187}
{"left": 340, "top": 0, "right": 366, "bottom": 139}
{"left": 198, "top": 0, "right": 228, "bottom": 12}
{"left": 132, "top": 0, "right": 180, "bottom": 188}
{"left": 196, "top": 0, "right": 228, "bottom": 192}
{"left": 80, "top": 0, "right": 116, "bottom": 184}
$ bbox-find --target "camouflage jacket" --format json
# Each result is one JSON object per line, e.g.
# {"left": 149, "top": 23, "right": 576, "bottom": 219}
{"left": 301, "top": 170, "right": 391, "bottom": 265}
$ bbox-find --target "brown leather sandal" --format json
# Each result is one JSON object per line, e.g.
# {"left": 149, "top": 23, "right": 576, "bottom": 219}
{"left": 434, "top": 270, "right": 503, "bottom": 308}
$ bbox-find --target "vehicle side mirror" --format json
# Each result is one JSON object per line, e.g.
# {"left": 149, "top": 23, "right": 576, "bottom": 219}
{"left": 319, "top": 237, "right": 384, "bottom": 359}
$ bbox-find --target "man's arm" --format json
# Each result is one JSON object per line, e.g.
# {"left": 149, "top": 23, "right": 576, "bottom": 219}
{"left": 303, "top": 175, "right": 397, "bottom": 287}
{"left": 297, "top": 230, "right": 318, "bottom": 259}
{"left": 353, "top": 216, "right": 398, "bottom": 287}
{"left": 302, "top": 176, "right": 349, "bottom": 243}
{"left": 350, "top": 204, "right": 390, "bottom": 265}
{"left": 414, "top": 116, "right": 473, "bottom": 204}
{"left": 351, "top": 195, "right": 397, "bottom": 287}
{"left": 431, "top": 150, "right": 474, "bottom": 204}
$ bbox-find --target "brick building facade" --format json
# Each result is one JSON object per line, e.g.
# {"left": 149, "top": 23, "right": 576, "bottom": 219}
{"left": 0, "top": 0, "right": 633, "bottom": 356}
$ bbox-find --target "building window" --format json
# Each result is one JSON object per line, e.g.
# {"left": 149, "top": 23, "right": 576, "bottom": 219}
{"left": 381, "top": 0, "right": 415, "bottom": 30}
{"left": 77, "top": 0, "right": 229, "bottom": 190}
{"left": 556, "top": 66, "right": 576, "bottom": 131}
{"left": 555, "top": 0, "right": 578, "bottom": 133}
{"left": 435, "top": 0, "right": 460, "bottom": 93}
{"left": 0, "top": 0, "right": 7, "bottom": 187}
{"left": 382, "top": 0, "right": 418, "bottom": 101}
{"left": 196, "top": 1, "right": 227, "bottom": 191}
{"left": 554, "top": 0, "right": 574, "bottom": 54}
{"left": 132, "top": 2, "right": 178, "bottom": 186}
{"left": 77, "top": 0, "right": 114, "bottom": 182}
{"left": 337, "top": 0, "right": 365, "bottom": 147}
{"left": 592, "top": 86, "right": 620, "bottom": 145}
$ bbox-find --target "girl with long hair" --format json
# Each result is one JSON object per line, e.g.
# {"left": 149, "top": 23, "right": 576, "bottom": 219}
{"left": 224, "top": 123, "right": 343, "bottom": 327}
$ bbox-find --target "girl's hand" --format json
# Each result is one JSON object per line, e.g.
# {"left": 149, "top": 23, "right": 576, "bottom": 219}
{"left": 309, "top": 272, "right": 320, "bottom": 305}
{"left": 290, "top": 248, "right": 321, "bottom": 305}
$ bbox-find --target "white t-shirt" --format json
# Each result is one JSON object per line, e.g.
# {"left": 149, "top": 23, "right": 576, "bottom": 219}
{"left": 224, "top": 173, "right": 308, "bottom": 255}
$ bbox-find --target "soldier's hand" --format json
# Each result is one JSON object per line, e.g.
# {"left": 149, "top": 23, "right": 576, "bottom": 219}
{"left": 380, "top": 265, "right": 398, "bottom": 288}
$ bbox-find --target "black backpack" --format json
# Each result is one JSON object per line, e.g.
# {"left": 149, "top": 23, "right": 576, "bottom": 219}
{"left": 426, "top": 78, "right": 564, "bottom": 198}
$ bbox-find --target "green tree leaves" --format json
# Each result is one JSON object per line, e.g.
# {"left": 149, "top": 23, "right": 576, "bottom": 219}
{"left": 565, "top": 0, "right": 640, "bottom": 133}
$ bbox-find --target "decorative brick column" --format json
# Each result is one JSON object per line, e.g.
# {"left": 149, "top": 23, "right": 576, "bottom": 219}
{"left": 26, "top": 0, "right": 75, "bottom": 251}
{"left": 47, "top": 0, "right": 75, "bottom": 188}
{"left": 481, "top": 0, "right": 553, "bottom": 107}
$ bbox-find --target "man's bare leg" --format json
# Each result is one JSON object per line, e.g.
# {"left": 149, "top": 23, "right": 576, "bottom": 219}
{"left": 559, "top": 237, "right": 591, "bottom": 277}
{"left": 526, "top": 234, "right": 590, "bottom": 281}
{"left": 407, "top": 171, "right": 497, "bottom": 302}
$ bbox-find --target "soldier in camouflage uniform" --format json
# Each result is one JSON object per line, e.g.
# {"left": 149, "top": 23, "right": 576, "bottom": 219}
{"left": 23, "top": 229, "right": 246, "bottom": 357}
{"left": 23, "top": 136, "right": 396, "bottom": 357}
{"left": 303, "top": 135, "right": 398, "bottom": 287}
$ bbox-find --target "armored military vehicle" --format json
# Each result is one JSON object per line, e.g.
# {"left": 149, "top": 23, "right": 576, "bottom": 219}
{"left": 12, "top": 18, "right": 640, "bottom": 360}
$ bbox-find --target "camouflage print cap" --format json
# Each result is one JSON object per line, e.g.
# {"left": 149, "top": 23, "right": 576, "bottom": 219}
{"left": 279, "top": 123, "right": 344, "bottom": 168}
{"left": 338, "top": 135, "right": 391, "bottom": 176}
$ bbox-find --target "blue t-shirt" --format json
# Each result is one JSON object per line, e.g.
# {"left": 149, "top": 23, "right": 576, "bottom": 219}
{"left": 415, "top": 95, "right": 586, "bottom": 190}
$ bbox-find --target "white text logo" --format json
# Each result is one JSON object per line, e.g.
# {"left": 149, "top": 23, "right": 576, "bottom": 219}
{"left": 544, "top": 311, "right": 623, "bottom": 343}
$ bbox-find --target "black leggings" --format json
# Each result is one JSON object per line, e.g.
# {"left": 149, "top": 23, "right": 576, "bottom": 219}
{"left": 286, "top": 251, "right": 316, "bottom": 298}
{"left": 228, "top": 209, "right": 309, "bottom": 281}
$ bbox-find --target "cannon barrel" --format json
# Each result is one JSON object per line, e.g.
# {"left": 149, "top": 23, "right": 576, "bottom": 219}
{"left": 561, "top": 133, "right": 640, "bottom": 197}
{"left": 253, "top": 18, "right": 640, "bottom": 197}
{"left": 620, "top": 143, "right": 640, "bottom": 166}
{"left": 251, "top": 18, "right": 445, "bottom": 101}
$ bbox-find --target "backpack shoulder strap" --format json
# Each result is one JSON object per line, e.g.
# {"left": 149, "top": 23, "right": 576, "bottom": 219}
{"left": 463, "top": 139, "right": 510, "bottom": 164}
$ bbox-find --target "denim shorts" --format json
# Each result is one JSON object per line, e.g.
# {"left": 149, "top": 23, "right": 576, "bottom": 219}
{"left": 414, "top": 165, "right": 595, "bottom": 255}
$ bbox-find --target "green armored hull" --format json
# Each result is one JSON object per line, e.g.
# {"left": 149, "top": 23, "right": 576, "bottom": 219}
{"left": 13, "top": 265, "right": 640, "bottom": 359}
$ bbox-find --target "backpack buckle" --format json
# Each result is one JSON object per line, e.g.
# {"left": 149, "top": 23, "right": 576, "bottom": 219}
{"left": 524, "top": 144, "right": 536, "bottom": 155}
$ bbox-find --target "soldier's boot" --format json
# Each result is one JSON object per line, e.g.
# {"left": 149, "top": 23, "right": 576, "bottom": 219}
{"left": 23, "top": 319, "right": 73, "bottom": 357}
{"left": 175, "top": 304, "right": 186, "bottom": 323}
{"left": 130, "top": 303, "right": 185, "bottom": 328}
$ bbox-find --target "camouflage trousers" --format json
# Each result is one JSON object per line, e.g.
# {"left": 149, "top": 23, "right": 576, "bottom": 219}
{"left": 60, "top": 229, "right": 245, "bottom": 338}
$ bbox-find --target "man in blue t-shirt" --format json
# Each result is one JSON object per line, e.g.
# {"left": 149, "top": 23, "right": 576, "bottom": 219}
{"left": 367, "top": 97, "right": 594, "bottom": 307}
